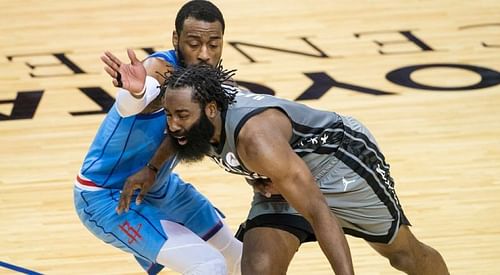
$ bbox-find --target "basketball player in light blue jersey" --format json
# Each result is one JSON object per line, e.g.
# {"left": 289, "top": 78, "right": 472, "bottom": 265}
{"left": 73, "top": 1, "right": 242, "bottom": 274}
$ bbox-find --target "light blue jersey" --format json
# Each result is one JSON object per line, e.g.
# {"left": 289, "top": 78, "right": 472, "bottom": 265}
{"left": 80, "top": 50, "right": 179, "bottom": 189}
{"left": 74, "top": 50, "right": 222, "bottom": 274}
{"left": 80, "top": 107, "right": 168, "bottom": 188}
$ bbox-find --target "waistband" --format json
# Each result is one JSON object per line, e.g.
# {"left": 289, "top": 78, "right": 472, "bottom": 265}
{"left": 75, "top": 174, "right": 105, "bottom": 191}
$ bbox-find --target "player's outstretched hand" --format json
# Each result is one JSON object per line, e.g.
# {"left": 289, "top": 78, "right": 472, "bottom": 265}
{"left": 116, "top": 166, "right": 156, "bottom": 214}
{"left": 101, "top": 48, "right": 147, "bottom": 96}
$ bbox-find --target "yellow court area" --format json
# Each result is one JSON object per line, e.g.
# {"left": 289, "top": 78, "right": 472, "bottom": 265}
{"left": 1, "top": 0, "right": 499, "bottom": 274}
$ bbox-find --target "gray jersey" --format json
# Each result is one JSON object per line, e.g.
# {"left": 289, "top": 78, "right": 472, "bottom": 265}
{"left": 209, "top": 91, "right": 408, "bottom": 244}
{"left": 208, "top": 92, "right": 345, "bottom": 180}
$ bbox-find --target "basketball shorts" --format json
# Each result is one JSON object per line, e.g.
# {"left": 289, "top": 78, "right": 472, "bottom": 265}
{"left": 237, "top": 116, "right": 410, "bottom": 244}
{"left": 73, "top": 172, "right": 223, "bottom": 263}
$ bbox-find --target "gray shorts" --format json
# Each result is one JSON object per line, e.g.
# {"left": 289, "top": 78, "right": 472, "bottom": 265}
{"left": 242, "top": 116, "right": 409, "bottom": 244}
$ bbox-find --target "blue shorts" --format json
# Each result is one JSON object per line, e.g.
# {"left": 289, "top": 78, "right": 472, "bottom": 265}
{"left": 73, "top": 172, "right": 222, "bottom": 263}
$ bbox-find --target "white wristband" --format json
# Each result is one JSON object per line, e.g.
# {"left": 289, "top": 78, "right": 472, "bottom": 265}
{"left": 115, "top": 76, "right": 161, "bottom": 117}
{"left": 132, "top": 85, "right": 146, "bottom": 98}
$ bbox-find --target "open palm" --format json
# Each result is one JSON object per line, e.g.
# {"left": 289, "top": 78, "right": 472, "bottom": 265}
{"left": 101, "top": 49, "right": 147, "bottom": 95}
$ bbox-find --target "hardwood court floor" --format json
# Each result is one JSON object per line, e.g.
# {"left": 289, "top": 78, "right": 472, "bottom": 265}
{"left": 1, "top": 0, "right": 499, "bottom": 274}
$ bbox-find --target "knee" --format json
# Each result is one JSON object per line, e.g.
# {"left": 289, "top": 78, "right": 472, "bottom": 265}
{"left": 242, "top": 252, "right": 283, "bottom": 275}
{"left": 242, "top": 252, "right": 271, "bottom": 274}
{"left": 386, "top": 250, "right": 415, "bottom": 271}
{"left": 384, "top": 241, "right": 429, "bottom": 272}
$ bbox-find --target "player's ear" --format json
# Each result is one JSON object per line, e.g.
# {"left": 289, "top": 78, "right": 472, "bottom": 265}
{"left": 205, "top": 101, "right": 218, "bottom": 118}
{"left": 172, "top": 31, "right": 178, "bottom": 49}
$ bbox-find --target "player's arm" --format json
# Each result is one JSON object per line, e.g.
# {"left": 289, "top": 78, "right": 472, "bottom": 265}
{"left": 103, "top": 49, "right": 177, "bottom": 213}
{"left": 101, "top": 49, "right": 174, "bottom": 116}
{"left": 236, "top": 109, "right": 354, "bottom": 275}
{"left": 116, "top": 136, "right": 177, "bottom": 214}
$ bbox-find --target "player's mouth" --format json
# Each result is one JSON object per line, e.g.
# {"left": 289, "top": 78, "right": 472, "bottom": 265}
{"left": 173, "top": 135, "right": 188, "bottom": 145}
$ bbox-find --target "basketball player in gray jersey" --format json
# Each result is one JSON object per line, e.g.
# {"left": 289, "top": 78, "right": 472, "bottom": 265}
{"left": 159, "top": 64, "right": 449, "bottom": 275}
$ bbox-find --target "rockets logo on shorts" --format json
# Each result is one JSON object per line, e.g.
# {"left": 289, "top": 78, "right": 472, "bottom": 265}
{"left": 119, "top": 221, "right": 143, "bottom": 244}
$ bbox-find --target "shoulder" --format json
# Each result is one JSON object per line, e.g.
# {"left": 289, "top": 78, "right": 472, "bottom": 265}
{"left": 235, "top": 108, "right": 294, "bottom": 174}
{"left": 237, "top": 108, "right": 292, "bottom": 147}
{"left": 147, "top": 50, "right": 178, "bottom": 65}
{"left": 143, "top": 57, "right": 174, "bottom": 83}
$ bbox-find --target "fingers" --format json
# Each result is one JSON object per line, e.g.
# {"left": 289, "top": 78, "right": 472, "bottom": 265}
{"left": 103, "top": 64, "right": 118, "bottom": 78}
{"left": 101, "top": 51, "right": 126, "bottom": 88}
{"left": 111, "top": 78, "right": 120, "bottom": 87}
{"left": 165, "top": 62, "right": 174, "bottom": 70}
{"left": 136, "top": 177, "right": 155, "bottom": 205}
{"left": 252, "top": 183, "right": 271, "bottom": 198}
{"left": 106, "top": 70, "right": 122, "bottom": 88}
{"left": 101, "top": 53, "right": 120, "bottom": 72}
{"left": 101, "top": 53, "right": 123, "bottom": 87}
{"left": 254, "top": 180, "right": 278, "bottom": 198}
{"left": 260, "top": 186, "right": 272, "bottom": 198}
{"left": 116, "top": 167, "right": 155, "bottom": 214}
{"left": 165, "top": 63, "right": 175, "bottom": 76}
{"left": 100, "top": 54, "right": 115, "bottom": 69}
{"left": 116, "top": 71, "right": 123, "bottom": 88}
{"left": 136, "top": 189, "right": 147, "bottom": 206}
{"left": 116, "top": 192, "right": 131, "bottom": 214}
{"left": 104, "top": 51, "right": 123, "bottom": 68}
{"left": 127, "top": 48, "right": 140, "bottom": 65}
{"left": 116, "top": 182, "right": 135, "bottom": 214}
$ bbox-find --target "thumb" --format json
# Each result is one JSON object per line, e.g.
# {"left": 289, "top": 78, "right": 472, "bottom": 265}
{"left": 127, "top": 48, "right": 140, "bottom": 65}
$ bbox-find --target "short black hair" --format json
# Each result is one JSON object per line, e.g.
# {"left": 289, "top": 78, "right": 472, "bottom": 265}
{"left": 162, "top": 62, "right": 236, "bottom": 110}
{"left": 175, "top": 0, "right": 225, "bottom": 34}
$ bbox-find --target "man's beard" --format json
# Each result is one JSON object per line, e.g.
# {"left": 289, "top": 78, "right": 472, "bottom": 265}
{"left": 176, "top": 46, "right": 186, "bottom": 68}
{"left": 169, "top": 111, "right": 215, "bottom": 163}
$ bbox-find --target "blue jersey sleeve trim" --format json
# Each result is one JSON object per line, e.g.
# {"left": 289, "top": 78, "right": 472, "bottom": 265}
{"left": 148, "top": 50, "right": 179, "bottom": 67}
{"left": 136, "top": 110, "right": 165, "bottom": 120}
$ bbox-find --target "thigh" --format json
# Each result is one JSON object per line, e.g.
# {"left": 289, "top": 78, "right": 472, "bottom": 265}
{"left": 242, "top": 227, "right": 300, "bottom": 275}
{"left": 246, "top": 180, "right": 408, "bottom": 245}
{"left": 321, "top": 158, "right": 410, "bottom": 244}
{"left": 319, "top": 116, "right": 410, "bottom": 243}
{"left": 74, "top": 188, "right": 168, "bottom": 262}
{"left": 236, "top": 212, "right": 316, "bottom": 243}
{"left": 367, "top": 225, "right": 418, "bottom": 258}
{"left": 152, "top": 173, "right": 222, "bottom": 241}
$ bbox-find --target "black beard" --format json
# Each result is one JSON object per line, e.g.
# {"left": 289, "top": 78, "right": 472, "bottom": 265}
{"left": 169, "top": 111, "right": 215, "bottom": 163}
{"left": 176, "top": 46, "right": 186, "bottom": 68}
